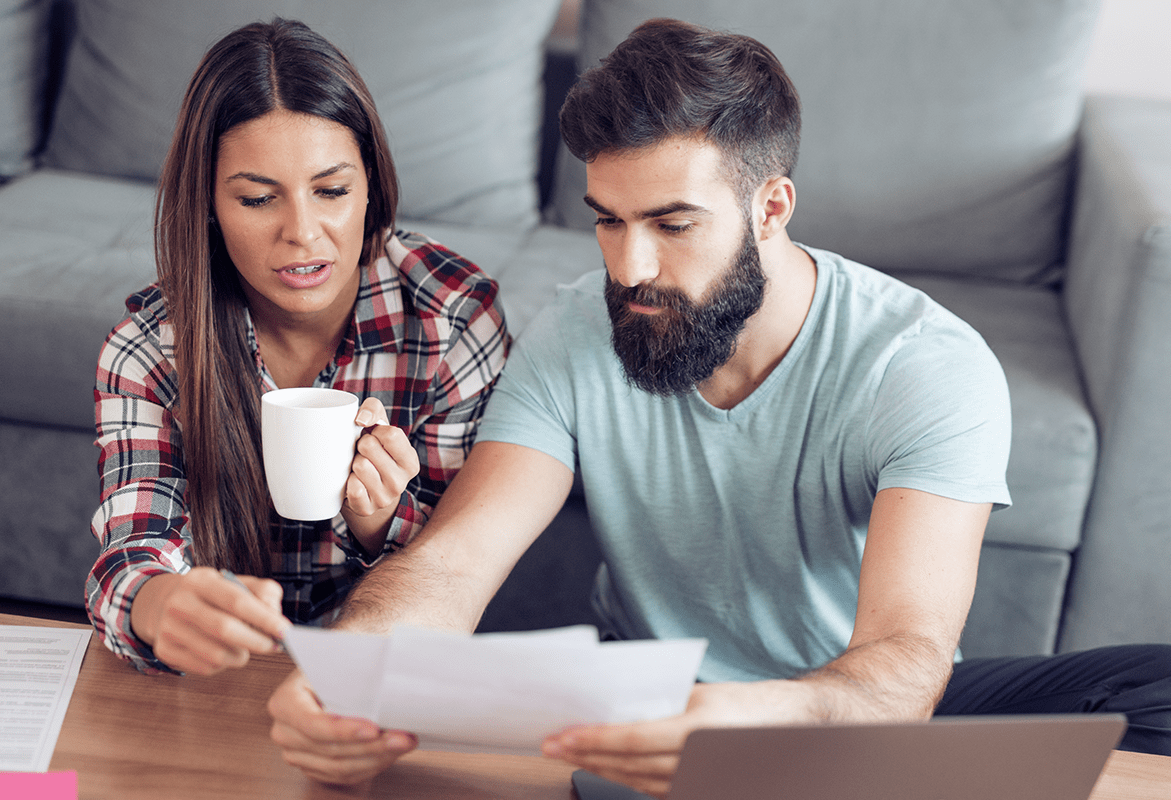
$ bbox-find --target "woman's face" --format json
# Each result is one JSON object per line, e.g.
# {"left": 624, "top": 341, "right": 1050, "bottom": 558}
{"left": 213, "top": 108, "right": 370, "bottom": 327}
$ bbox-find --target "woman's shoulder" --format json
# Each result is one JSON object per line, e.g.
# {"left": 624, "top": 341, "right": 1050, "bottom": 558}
{"left": 124, "top": 282, "right": 167, "bottom": 323}
{"left": 381, "top": 229, "right": 502, "bottom": 320}
{"left": 107, "top": 282, "right": 173, "bottom": 357}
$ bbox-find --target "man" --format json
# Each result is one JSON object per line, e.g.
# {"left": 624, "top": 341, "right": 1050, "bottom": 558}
{"left": 266, "top": 19, "right": 1171, "bottom": 798}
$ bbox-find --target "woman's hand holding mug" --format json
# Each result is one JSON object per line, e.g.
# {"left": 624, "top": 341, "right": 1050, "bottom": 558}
{"left": 259, "top": 388, "right": 419, "bottom": 554}
{"left": 342, "top": 396, "right": 421, "bottom": 553}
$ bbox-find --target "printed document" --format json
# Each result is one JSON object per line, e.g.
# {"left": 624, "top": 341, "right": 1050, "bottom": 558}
{"left": 0, "top": 626, "right": 90, "bottom": 772}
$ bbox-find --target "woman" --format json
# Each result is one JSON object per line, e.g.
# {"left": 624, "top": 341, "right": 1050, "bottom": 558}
{"left": 87, "top": 19, "right": 508, "bottom": 676}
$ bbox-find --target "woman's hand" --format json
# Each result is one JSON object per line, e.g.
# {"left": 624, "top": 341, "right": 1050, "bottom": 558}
{"left": 341, "top": 397, "right": 421, "bottom": 554}
{"left": 130, "top": 566, "right": 289, "bottom": 675}
{"left": 268, "top": 668, "right": 417, "bottom": 784}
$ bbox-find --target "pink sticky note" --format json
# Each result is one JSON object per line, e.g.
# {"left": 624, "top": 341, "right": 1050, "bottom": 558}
{"left": 0, "top": 771, "right": 78, "bottom": 799}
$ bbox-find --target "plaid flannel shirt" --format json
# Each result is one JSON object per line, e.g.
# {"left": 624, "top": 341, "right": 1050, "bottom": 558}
{"left": 87, "top": 230, "right": 509, "bottom": 672}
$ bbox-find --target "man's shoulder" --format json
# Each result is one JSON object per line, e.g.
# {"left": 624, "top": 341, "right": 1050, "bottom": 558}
{"left": 522, "top": 268, "right": 609, "bottom": 337}
{"left": 552, "top": 268, "right": 607, "bottom": 304}
{"left": 805, "top": 245, "right": 986, "bottom": 346}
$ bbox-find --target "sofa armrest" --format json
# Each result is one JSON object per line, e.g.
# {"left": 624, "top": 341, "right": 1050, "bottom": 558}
{"left": 1059, "top": 94, "right": 1171, "bottom": 651}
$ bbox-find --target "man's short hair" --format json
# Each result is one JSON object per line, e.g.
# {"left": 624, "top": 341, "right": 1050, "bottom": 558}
{"left": 559, "top": 18, "right": 801, "bottom": 204}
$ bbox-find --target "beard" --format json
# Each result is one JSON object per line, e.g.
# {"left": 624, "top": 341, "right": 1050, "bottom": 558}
{"left": 604, "top": 224, "right": 767, "bottom": 397}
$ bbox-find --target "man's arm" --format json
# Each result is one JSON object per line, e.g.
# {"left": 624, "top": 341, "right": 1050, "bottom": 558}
{"left": 336, "top": 440, "right": 575, "bottom": 634}
{"left": 268, "top": 440, "right": 575, "bottom": 783}
{"left": 543, "top": 487, "right": 990, "bottom": 799}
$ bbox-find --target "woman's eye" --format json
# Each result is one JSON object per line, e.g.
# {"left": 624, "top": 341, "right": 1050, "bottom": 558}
{"left": 240, "top": 195, "right": 273, "bottom": 208}
{"left": 319, "top": 186, "right": 351, "bottom": 199}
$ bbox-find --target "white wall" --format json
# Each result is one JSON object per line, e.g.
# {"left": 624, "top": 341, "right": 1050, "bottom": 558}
{"left": 1083, "top": 0, "right": 1171, "bottom": 99}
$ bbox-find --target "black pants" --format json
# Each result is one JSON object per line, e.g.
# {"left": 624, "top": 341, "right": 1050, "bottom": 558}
{"left": 936, "top": 644, "right": 1171, "bottom": 755}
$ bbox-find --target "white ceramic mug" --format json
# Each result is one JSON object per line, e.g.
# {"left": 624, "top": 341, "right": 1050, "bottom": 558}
{"left": 261, "top": 387, "right": 362, "bottom": 521}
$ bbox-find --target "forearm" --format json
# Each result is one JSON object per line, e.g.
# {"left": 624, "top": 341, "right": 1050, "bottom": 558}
{"left": 333, "top": 526, "right": 491, "bottom": 635}
{"left": 87, "top": 553, "right": 179, "bottom": 673}
{"left": 333, "top": 441, "right": 574, "bottom": 636}
{"left": 791, "top": 631, "right": 954, "bottom": 722}
{"left": 88, "top": 493, "right": 191, "bottom": 672}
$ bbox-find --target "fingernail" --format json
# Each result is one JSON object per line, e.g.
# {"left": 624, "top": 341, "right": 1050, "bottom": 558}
{"left": 355, "top": 410, "right": 372, "bottom": 426}
{"left": 542, "top": 740, "right": 564, "bottom": 758}
{"left": 385, "top": 731, "right": 417, "bottom": 750}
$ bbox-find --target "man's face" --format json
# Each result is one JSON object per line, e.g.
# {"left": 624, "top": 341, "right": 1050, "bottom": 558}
{"left": 585, "top": 137, "right": 766, "bottom": 396}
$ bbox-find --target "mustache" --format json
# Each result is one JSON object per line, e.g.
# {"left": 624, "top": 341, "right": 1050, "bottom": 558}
{"left": 604, "top": 276, "right": 693, "bottom": 316}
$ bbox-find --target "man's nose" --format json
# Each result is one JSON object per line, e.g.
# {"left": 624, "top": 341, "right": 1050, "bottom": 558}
{"left": 609, "top": 229, "right": 659, "bottom": 288}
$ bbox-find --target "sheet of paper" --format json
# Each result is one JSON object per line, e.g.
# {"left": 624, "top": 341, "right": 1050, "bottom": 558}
{"left": 0, "top": 626, "right": 91, "bottom": 772}
{"left": 284, "top": 625, "right": 707, "bottom": 756}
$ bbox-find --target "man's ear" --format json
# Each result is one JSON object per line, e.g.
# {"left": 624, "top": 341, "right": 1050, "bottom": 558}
{"left": 756, "top": 175, "right": 796, "bottom": 241}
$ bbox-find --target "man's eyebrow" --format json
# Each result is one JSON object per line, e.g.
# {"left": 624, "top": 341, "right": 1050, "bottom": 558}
{"left": 583, "top": 195, "right": 712, "bottom": 220}
{"left": 224, "top": 162, "right": 358, "bottom": 185}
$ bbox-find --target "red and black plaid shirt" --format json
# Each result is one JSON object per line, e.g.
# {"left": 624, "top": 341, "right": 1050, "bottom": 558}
{"left": 88, "top": 231, "right": 509, "bottom": 672}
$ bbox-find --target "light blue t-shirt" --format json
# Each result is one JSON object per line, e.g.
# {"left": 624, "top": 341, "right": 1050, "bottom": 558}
{"left": 476, "top": 246, "right": 1012, "bottom": 682}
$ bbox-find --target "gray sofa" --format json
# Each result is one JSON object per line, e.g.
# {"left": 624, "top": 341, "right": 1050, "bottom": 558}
{"left": 1, "top": 0, "right": 1168, "bottom": 659}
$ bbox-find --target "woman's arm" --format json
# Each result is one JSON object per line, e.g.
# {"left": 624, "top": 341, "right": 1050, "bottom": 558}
{"left": 89, "top": 313, "right": 287, "bottom": 674}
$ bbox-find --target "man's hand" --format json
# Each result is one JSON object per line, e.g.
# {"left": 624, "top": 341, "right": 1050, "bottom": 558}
{"left": 543, "top": 681, "right": 810, "bottom": 799}
{"left": 130, "top": 567, "right": 289, "bottom": 676}
{"left": 267, "top": 668, "right": 418, "bottom": 784}
{"left": 342, "top": 397, "right": 421, "bottom": 554}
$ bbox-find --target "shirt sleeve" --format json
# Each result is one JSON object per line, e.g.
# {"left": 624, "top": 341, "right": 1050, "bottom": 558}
{"left": 473, "top": 295, "right": 580, "bottom": 473}
{"left": 867, "top": 318, "right": 1013, "bottom": 509}
{"left": 87, "top": 315, "right": 190, "bottom": 674}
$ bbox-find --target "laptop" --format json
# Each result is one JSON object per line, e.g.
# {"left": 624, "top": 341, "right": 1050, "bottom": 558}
{"left": 571, "top": 714, "right": 1127, "bottom": 800}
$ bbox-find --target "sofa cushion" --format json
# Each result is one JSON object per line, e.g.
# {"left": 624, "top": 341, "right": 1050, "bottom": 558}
{"left": 0, "top": 0, "right": 52, "bottom": 179}
{"left": 549, "top": 0, "right": 1101, "bottom": 284}
{"left": 0, "top": 422, "right": 100, "bottom": 607}
{"left": 0, "top": 170, "right": 157, "bottom": 431}
{"left": 41, "top": 0, "right": 560, "bottom": 227}
{"left": 492, "top": 223, "right": 602, "bottom": 334}
{"left": 961, "top": 543, "right": 1069, "bottom": 658}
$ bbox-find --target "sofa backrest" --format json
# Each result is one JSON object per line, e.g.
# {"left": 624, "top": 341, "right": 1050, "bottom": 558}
{"left": 37, "top": 0, "right": 560, "bottom": 228}
{"left": 548, "top": 0, "right": 1102, "bottom": 285}
{"left": 0, "top": 0, "right": 54, "bottom": 179}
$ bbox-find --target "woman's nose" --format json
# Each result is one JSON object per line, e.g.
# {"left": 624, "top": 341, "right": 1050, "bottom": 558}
{"left": 282, "top": 197, "right": 322, "bottom": 246}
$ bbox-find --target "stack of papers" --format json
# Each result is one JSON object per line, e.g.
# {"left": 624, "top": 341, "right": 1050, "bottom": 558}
{"left": 283, "top": 625, "right": 707, "bottom": 755}
{"left": 0, "top": 625, "right": 90, "bottom": 772}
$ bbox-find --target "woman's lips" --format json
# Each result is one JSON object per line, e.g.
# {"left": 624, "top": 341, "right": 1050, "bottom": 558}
{"left": 276, "top": 261, "right": 332, "bottom": 289}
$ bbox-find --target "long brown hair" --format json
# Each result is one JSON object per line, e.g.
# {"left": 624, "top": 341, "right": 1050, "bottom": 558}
{"left": 155, "top": 18, "right": 399, "bottom": 574}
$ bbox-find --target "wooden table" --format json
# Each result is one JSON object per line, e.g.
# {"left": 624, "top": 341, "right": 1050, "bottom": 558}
{"left": 5, "top": 614, "right": 1169, "bottom": 799}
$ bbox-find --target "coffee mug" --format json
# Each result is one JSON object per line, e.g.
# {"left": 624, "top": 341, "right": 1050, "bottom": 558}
{"left": 261, "top": 387, "right": 362, "bottom": 521}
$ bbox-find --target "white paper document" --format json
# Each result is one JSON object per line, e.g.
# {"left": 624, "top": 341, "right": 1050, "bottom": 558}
{"left": 284, "top": 625, "right": 707, "bottom": 755}
{"left": 0, "top": 625, "right": 91, "bottom": 772}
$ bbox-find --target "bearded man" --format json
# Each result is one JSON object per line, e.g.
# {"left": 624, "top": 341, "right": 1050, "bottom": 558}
{"left": 266, "top": 18, "right": 1171, "bottom": 799}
